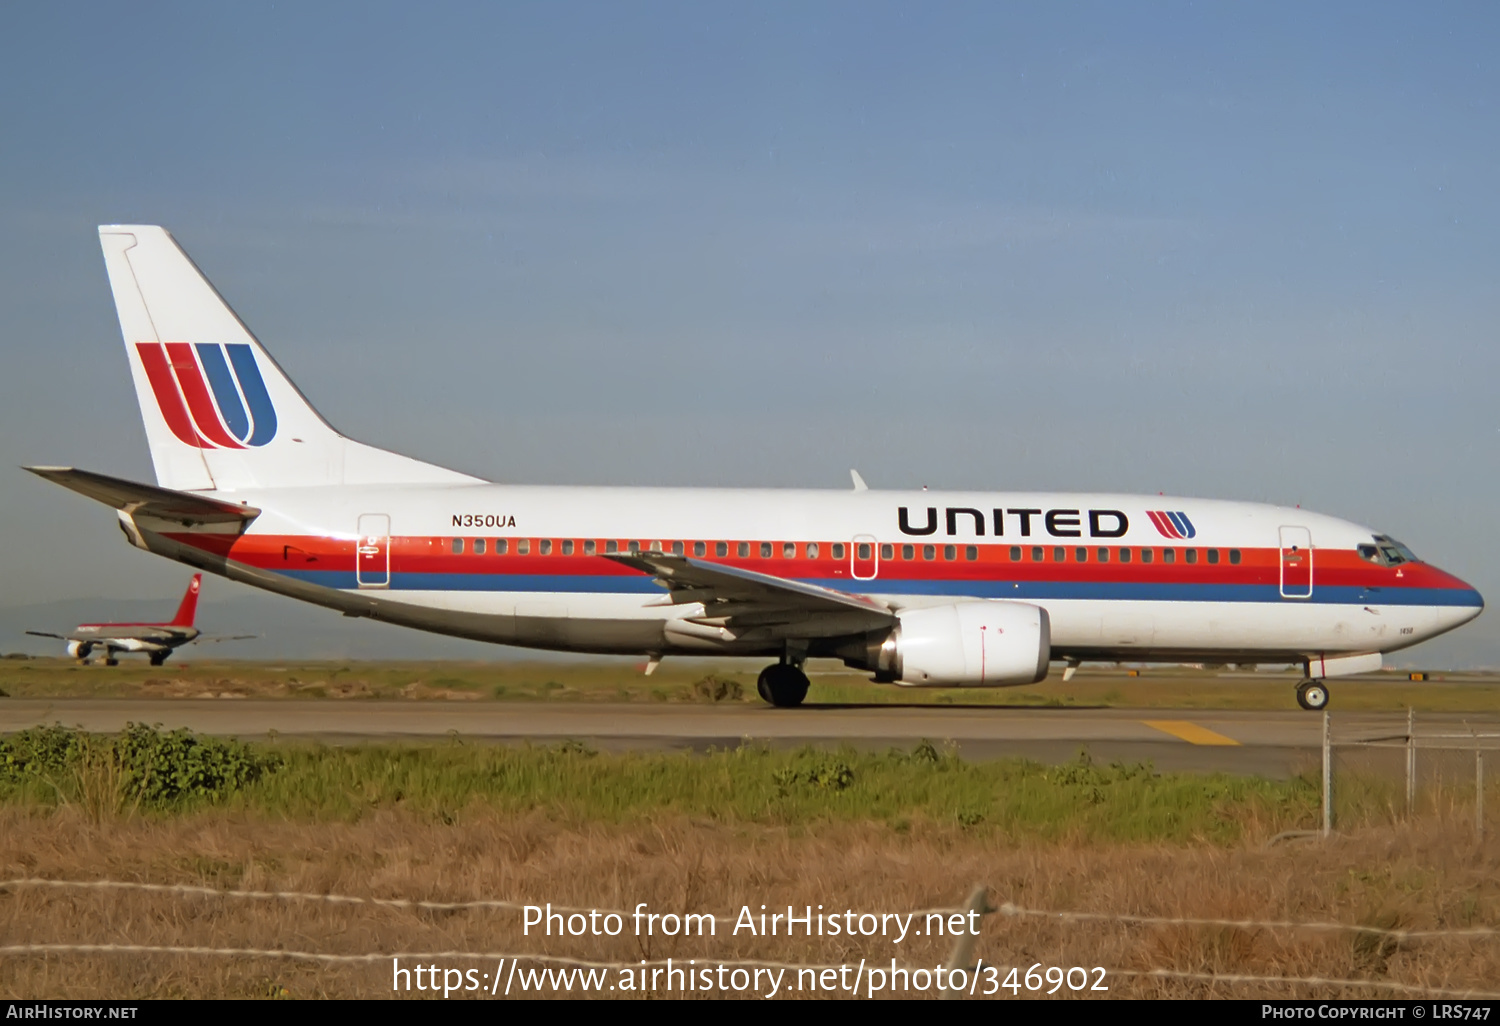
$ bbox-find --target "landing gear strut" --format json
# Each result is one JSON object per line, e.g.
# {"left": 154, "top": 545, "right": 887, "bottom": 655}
{"left": 149, "top": 652, "right": 169, "bottom": 667}
{"left": 757, "top": 663, "right": 810, "bottom": 708}
{"left": 1296, "top": 679, "right": 1329, "bottom": 711}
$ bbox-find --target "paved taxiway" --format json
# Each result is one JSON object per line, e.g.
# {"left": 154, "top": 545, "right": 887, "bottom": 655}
{"left": 6, "top": 700, "right": 1495, "bottom": 775}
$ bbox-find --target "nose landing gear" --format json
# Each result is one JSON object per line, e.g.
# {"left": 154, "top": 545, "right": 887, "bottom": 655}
{"left": 1296, "top": 680, "right": 1329, "bottom": 711}
{"left": 756, "top": 662, "right": 810, "bottom": 708}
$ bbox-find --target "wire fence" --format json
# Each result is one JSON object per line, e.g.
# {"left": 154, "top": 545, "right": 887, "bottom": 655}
{"left": 1320, "top": 710, "right": 1500, "bottom": 838}
{"left": 4, "top": 877, "right": 1498, "bottom": 999}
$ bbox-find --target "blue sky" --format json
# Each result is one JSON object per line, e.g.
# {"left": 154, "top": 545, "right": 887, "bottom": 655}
{"left": 2, "top": 3, "right": 1497, "bottom": 664}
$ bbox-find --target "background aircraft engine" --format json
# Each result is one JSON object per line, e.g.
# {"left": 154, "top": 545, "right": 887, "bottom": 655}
{"left": 863, "top": 601, "right": 1051, "bottom": 686}
{"left": 65, "top": 641, "right": 92, "bottom": 661}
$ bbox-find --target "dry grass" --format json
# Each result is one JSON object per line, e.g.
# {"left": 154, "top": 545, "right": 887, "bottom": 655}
{"left": 4, "top": 657, "right": 1500, "bottom": 712}
{"left": 1, "top": 808, "right": 1497, "bottom": 999}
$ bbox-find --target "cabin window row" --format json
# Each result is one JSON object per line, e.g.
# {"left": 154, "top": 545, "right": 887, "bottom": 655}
{"left": 1005, "top": 545, "right": 1240, "bottom": 565}
{"left": 448, "top": 538, "right": 860, "bottom": 559}
{"left": 445, "top": 538, "right": 1240, "bottom": 566}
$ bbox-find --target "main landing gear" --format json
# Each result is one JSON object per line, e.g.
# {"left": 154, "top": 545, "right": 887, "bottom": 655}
{"left": 149, "top": 652, "right": 170, "bottom": 667}
{"left": 1296, "top": 679, "right": 1329, "bottom": 711}
{"left": 757, "top": 662, "right": 810, "bottom": 708}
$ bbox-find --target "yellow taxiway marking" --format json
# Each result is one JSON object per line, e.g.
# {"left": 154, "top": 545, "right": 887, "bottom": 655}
{"left": 1142, "top": 720, "right": 1241, "bottom": 746}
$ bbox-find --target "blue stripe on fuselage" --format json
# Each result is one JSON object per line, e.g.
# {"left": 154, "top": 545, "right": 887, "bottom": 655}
{"left": 272, "top": 569, "right": 1482, "bottom": 607}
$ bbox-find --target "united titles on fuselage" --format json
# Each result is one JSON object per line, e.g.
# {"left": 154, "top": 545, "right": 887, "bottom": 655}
{"left": 897, "top": 506, "right": 1129, "bottom": 539}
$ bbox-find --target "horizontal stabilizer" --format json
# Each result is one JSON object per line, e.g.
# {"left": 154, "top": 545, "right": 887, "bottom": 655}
{"left": 23, "top": 466, "right": 260, "bottom": 526}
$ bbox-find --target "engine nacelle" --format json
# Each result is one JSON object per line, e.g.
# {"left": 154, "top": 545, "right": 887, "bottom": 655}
{"left": 851, "top": 601, "right": 1051, "bottom": 686}
{"left": 65, "top": 641, "right": 93, "bottom": 661}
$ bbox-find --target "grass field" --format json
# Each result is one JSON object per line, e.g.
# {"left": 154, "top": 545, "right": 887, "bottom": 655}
{"left": 3, "top": 656, "right": 1499, "bottom": 712}
{"left": 0, "top": 726, "right": 1322, "bottom": 842}
{"left": 1, "top": 725, "right": 1496, "bottom": 999}
{"left": 1, "top": 805, "right": 1496, "bottom": 998}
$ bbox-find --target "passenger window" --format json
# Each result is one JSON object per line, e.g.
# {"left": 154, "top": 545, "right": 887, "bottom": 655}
{"left": 1162, "top": 548, "right": 1175, "bottom": 564}
{"left": 1010, "top": 546, "right": 1021, "bottom": 562}
{"left": 1185, "top": 549, "right": 1197, "bottom": 564}
{"left": 783, "top": 542, "right": 796, "bottom": 558}
{"left": 965, "top": 546, "right": 977, "bottom": 561}
{"left": 562, "top": 540, "right": 575, "bottom": 556}
{"left": 1119, "top": 548, "right": 1131, "bottom": 563}
{"left": 584, "top": 540, "right": 595, "bottom": 555}
{"left": 857, "top": 543, "right": 872, "bottom": 560}
{"left": 1207, "top": 549, "right": 1220, "bottom": 565}
{"left": 832, "top": 543, "right": 846, "bottom": 559}
{"left": 671, "top": 541, "right": 683, "bottom": 556}
{"left": 807, "top": 542, "right": 819, "bottom": 558}
{"left": 451, "top": 538, "right": 464, "bottom": 554}
{"left": 1140, "top": 548, "right": 1153, "bottom": 564}
{"left": 1053, "top": 547, "right": 1065, "bottom": 562}
{"left": 473, "top": 538, "right": 486, "bottom": 555}
{"left": 1031, "top": 546, "right": 1043, "bottom": 562}
{"left": 902, "top": 544, "right": 915, "bottom": 560}
{"left": 518, "top": 539, "right": 531, "bottom": 555}
{"left": 628, "top": 540, "right": 640, "bottom": 554}
{"left": 1229, "top": 549, "right": 1241, "bottom": 565}
{"left": 923, "top": 545, "right": 936, "bottom": 560}
{"left": 715, "top": 541, "right": 728, "bottom": 557}
{"left": 606, "top": 540, "right": 618, "bottom": 554}
{"left": 881, "top": 544, "right": 894, "bottom": 560}
{"left": 497, "top": 539, "right": 508, "bottom": 555}
{"left": 738, "top": 542, "right": 750, "bottom": 558}
{"left": 692, "top": 541, "right": 704, "bottom": 556}
{"left": 1075, "top": 547, "right": 1088, "bottom": 562}
{"left": 760, "top": 542, "right": 772, "bottom": 558}
{"left": 1096, "top": 547, "right": 1109, "bottom": 563}
{"left": 944, "top": 545, "right": 956, "bottom": 560}
{"left": 539, "top": 539, "right": 552, "bottom": 555}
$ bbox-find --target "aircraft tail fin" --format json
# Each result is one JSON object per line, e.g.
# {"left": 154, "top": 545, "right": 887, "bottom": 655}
{"left": 170, "top": 574, "right": 202, "bottom": 627}
{"left": 97, "top": 225, "right": 483, "bottom": 492}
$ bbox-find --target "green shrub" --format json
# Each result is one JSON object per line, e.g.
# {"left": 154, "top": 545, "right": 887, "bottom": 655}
{"left": 0, "top": 723, "right": 279, "bottom": 810}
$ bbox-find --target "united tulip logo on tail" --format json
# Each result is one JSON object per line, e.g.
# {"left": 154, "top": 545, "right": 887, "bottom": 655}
{"left": 136, "top": 342, "right": 277, "bottom": 448}
{"left": 1147, "top": 510, "right": 1196, "bottom": 539}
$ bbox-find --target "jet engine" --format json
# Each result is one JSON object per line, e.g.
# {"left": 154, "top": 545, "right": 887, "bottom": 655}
{"left": 841, "top": 601, "right": 1050, "bottom": 686}
{"left": 65, "top": 641, "right": 93, "bottom": 661}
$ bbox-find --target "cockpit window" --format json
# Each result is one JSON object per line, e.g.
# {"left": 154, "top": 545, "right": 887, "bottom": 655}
{"left": 1360, "top": 535, "right": 1419, "bottom": 567}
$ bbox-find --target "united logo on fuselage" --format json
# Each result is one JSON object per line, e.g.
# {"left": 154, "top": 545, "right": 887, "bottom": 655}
{"left": 1147, "top": 510, "right": 1196, "bottom": 539}
{"left": 135, "top": 341, "right": 277, "bottom": 449}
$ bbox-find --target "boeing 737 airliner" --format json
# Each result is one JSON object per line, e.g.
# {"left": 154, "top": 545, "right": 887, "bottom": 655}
{"left": 25, "top": 226, "right": 1483, "bottom": 709}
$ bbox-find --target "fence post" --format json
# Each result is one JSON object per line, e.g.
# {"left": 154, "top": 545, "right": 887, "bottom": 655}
{"left": 941, "top": 884, "right": 994, "bottom": 1000}
{"left": 1322, "top": 710, "right": 1333, "bottom": 838}
{"left": 1478, "top": 750, "right": 1485, "bottom": 841}
{"left": 1406, "top": 707, "right": 1416, "bottom": 817}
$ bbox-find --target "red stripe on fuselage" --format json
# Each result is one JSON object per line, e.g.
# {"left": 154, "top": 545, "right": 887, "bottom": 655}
{"left": 158, "top": 532, "right": 1452, "bottom": 594}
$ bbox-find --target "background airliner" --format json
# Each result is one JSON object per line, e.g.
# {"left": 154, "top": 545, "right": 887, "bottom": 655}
{"left": 25, "top": 573, "right": 252, "bottom": 665}
{"left": 24, "top": 226, "right": 1483, "bottom": 709}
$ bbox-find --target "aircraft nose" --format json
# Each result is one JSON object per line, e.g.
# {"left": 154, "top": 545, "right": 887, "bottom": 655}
{"left": 1435, "top": 568, "right": 1483, "bottom": 630}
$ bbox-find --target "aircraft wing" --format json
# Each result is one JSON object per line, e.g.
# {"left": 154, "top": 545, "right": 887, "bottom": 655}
{"left": 191, "top": 634, "right": 260, "bottom": 644}
{"left": 24, "top": 467, "right": 261, "bottom": 527}
{"left": 603, "top": 552, "right": 896, "bottom": 637}
{"left": 24, "top": 630, "right": 67, "bottom": 640}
